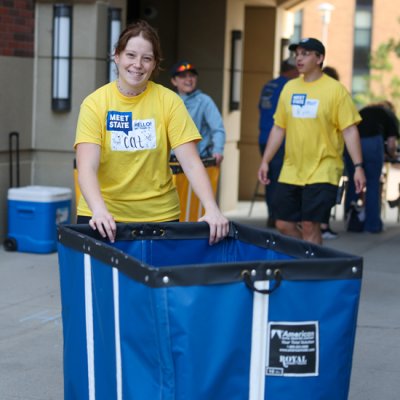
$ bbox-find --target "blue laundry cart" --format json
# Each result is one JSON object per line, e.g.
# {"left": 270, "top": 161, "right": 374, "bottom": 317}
{"left": 57, "top": 222, "right": 363, "bottom": 400}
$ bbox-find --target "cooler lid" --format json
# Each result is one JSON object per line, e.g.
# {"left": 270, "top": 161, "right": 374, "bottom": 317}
{"left": 8, "top": 185, "right": 72, "bottom": 202}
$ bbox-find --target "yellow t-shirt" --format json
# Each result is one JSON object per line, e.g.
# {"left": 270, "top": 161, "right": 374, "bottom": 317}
{"left": 274, "top": 74, "right": 361, "bottom": 185}
{"left": 74, "top": 81, "right": 201, "bottom": 222}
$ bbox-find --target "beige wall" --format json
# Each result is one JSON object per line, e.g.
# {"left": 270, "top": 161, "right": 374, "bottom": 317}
{"left": 299, "top": 0, "right": 400, "bottom": 98}
{"left": 0, "top": 57, "right": 34, "bottom": 150}
{"left": 32, "top": 2, "right": 113, "bottom": 219}
{"left": 300, "top": 0, "right": 355, "bottom": 91}
{"left": 175, "top": 0, "right": 240, "bottom": 211}
{"left": 229, "top": 1, "right": 297, "bottom": 202}
{"left": 219, "top": 0, "right": 244, "bottom": 211}
{"left": 239, "top": 6, "right": 276, "bottom": 200}
{"left": 0, "top": 56, "right": 34, "bottom": 239}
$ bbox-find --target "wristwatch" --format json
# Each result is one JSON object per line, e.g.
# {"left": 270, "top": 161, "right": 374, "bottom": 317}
{"left": 354, "top": 163, "right": 363, "bottom": 169}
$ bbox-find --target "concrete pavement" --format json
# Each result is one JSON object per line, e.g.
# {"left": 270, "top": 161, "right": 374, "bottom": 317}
{"left": 0, "top": 202, "right": 399, "bottom": 399}
{"left": 0, "top": 250, "right": 61, "bottom": 399}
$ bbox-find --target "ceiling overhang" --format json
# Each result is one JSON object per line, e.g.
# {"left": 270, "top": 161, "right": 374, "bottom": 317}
{"left": 276, "top": 0, "right": 306, "bottom": 9}
{"left": 243, "top": 0, "right": 306, "bottom": 10}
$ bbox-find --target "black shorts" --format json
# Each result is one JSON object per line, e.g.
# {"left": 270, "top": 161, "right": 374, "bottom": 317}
{"left": 272, "top": 182, "right": 338, "bottom": 223}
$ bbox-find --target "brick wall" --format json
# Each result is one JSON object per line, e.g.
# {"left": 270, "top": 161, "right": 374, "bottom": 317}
{"left": 299, "top": 0, "right": 400, "bottom": 96}
{"left": 0, "top": 0, "right": 34, "bottom": 57}
{"left": 301, "top": 0, "right": 356, "bottom": 92}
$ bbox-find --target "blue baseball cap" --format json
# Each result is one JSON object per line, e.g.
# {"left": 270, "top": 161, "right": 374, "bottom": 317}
{"left": 289, "top": 38, "right": 325, "bottom": 55}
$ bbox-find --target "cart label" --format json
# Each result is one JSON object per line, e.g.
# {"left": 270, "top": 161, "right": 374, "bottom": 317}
{"left": 265, "top": 321, "right": 319, "bottom": 377}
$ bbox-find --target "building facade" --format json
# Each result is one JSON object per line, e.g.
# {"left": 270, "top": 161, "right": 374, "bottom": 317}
{"left": 238, "top": 0, "right": 400, "bottom": 199}
{"left": 0, "top": 0, "right": 399, "bottom": 241}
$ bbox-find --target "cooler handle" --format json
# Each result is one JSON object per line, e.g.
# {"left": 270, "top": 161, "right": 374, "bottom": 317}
{"left": 16, "top": 206, "right": 35, "bottom": 217}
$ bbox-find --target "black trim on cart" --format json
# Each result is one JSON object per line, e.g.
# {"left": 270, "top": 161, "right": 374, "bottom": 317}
{"left": 58, "top": 221, "right": 363, "bottom": 289}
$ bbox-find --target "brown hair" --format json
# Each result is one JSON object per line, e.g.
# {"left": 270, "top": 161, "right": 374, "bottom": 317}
{"left": 322, "top": 66, "right": 340, "bottom": 81}
{"left": 114, "top": 20, "right": 163, "bottom": 76}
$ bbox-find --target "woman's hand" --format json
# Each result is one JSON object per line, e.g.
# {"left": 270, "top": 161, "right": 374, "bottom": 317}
{"left": 198, "top": 204, "right": 229, "bottom": 245}
{"left": 89, "top": 209, "right": 117, "bottom": 242}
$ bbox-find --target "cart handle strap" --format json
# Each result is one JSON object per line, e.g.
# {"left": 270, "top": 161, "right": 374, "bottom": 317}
{"left": 242, "top": 269, "right": 282, "bottom": 295}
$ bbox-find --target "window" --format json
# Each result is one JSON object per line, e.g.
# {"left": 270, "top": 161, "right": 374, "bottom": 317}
{"left": 290, "top": 10, "right": 303, "bottom": 44}
{"left": 352, "top": 0, "right": 373, "bottom": 96}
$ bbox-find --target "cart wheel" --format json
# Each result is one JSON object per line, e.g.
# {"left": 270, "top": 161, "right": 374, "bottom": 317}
{"left": 3, "top": 237, "right": 17, "bottom": 252}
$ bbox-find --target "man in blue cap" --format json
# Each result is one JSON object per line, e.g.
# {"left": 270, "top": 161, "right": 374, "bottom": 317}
{"left": 258, "top": 38, "right": 366, "bottom": 244}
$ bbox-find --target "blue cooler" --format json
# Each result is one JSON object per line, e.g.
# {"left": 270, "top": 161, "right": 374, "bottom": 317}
{"left": 57, "top": 222, "right": 363, "bottom": 400}
{"left": 6, "top": 185, "right": 71, "bottom": 253}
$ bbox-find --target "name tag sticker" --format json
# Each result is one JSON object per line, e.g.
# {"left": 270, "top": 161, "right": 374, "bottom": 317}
{"left": 107, "top": 111, "right": 132, "bottom": 135}
{"left": 109, "top": 116, "right": 157, "bottom": 152}
{"left": 291, "top": 96, "right": 319, "bottom": 119}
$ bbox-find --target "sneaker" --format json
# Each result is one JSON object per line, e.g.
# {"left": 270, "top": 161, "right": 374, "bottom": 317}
{"left": 321, "top": 227, "right": 338, "bottom": 240}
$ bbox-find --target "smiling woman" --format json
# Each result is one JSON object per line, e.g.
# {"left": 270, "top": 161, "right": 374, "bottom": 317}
{"left": 114, "top": 34, "right": 156, "bottom": 96}
{"left": 74, "top": 20, "right": 229, "bottom": 245}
